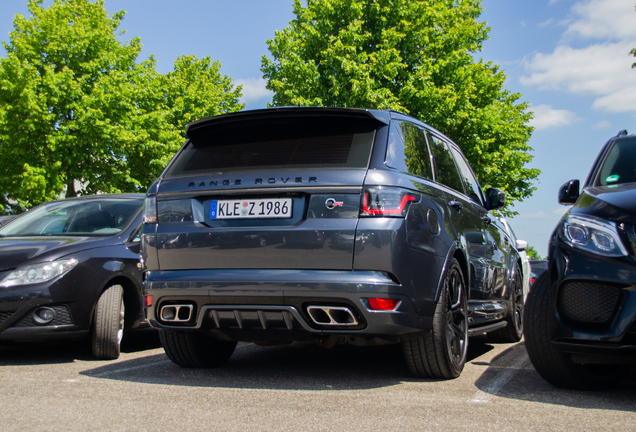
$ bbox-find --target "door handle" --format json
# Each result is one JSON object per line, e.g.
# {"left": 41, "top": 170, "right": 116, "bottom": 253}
{"left": 481, "top": 216, "right": 491, "bottom": 225}
{"left": 449, "top": 200, "right": 463, "bottom": 212}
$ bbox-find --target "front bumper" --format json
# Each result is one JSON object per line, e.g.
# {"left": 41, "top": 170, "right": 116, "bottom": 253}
{"left": 144, "top": 269, "right": 435, "bottom": 341}
{"left": 0, "top": 280, "right": 88, "bottom": 341}
{"left": 549, "top": 240, "right": 636, "bottom": 361}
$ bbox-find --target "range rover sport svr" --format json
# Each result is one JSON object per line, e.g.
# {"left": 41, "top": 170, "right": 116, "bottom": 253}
{"left": 141, "top": 107, "right": 524, "bottom": 379}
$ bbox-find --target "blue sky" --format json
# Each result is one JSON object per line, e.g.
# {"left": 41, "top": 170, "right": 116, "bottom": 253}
{"left": 2, "top": 0, "right": 635, "bottom": 257}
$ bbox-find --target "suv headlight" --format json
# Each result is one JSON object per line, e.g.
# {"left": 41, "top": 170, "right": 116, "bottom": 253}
{"left": 0, "top": 258, "right": 78, "bottom": 288}
{"left": 560, "top": 214, "right": 628, "bottom": 257}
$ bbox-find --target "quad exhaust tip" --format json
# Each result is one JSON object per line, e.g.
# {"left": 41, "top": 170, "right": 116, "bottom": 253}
{"left": 160, "top": 304, "right": 194, "bottom": 322}
{"left": 306, "top": 306, "right": 358, "bottom": 326}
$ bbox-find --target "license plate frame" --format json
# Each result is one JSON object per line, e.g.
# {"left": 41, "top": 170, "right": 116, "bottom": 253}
{"left": 209, "top": 198, "right": 293, "bottom": 220}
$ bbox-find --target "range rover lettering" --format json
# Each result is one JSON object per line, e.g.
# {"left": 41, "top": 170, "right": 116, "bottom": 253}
{"left": 141, "top": 107, "right": 524, "bottom": 379}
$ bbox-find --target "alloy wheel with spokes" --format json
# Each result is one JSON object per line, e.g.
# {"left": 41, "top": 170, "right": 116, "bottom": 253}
{"left": 403, "top": 258, "right": 468, "bottom": 379}
{"left": 488, "top": 263, "right": 524, "bottom": 343}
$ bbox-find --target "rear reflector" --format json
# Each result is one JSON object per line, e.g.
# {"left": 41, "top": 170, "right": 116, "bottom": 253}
{"left": 361, "top": 187, "right": 418, "bottom": 217}
{"left": 367, "top": 298, "right": 400, "bottom": 311}
{"left": 144, "top": 295, "right": 154, "bottom": 307}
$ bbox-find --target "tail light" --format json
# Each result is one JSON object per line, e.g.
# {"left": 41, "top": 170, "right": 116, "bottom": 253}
{"left": 361, "top": 187, "right": 418, "bottom": 217}
{"left": 143, "top": 196, "right": 157, "bottom": 224}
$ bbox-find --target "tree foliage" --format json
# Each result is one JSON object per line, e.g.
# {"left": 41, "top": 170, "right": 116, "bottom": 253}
{"left": 261, "top": 0, "right": 539, "bottom": 214}
{"left": 526, "top": 245, "right": 542, "bottom": 261}
{"left": 0, "top": 0, "right": 243, "bottom": 212}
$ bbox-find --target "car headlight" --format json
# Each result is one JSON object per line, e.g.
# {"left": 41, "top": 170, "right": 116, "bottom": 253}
{"left": 0, "top": 258, "right": 78, "bottom": 288}
{"left": 560, "top": 214, "right": 628, "bottom": 257}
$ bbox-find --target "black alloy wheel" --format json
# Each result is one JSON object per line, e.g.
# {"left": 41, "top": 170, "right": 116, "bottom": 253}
{"left": 488, "top": 263, "right": 524, "bottom": 343}
{"left": 403, "top": 258, "right": 468, "bottom": 379}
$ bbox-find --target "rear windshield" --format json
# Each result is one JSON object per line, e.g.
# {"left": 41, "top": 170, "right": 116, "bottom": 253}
{"left": 0, "top": 198, "right": 143, "bottom": 237}
{"left": 166, "top": 116, "right": 377, "bottom": 177}
{"left": 597, "top": 139, "right": 636, "bottom": 186}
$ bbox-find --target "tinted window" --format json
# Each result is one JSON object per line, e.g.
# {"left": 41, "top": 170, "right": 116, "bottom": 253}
{"left": 167, "top": 116, "right": 377, "bottom": 177}
{"left": 426, "top": 133, "right": 464, "bottom": 193}
{"left": 386, "top": 121, "right": 433, "bottom": 180}
{"left": 450, "top": 146, "right": 484, "bottom": 205}
{"left": 597, "top": 139, "right": 636, "bottom": 186}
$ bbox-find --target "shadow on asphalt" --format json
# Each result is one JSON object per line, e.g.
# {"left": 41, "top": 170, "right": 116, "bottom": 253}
{"left": 0, "top": 328, "right": 161, "bottom": 365}
{"left": 80, "top": 335, "right": 497, "bottom": 391}
{"left": 473, "top": 340, "right": 636, "bottom": 412}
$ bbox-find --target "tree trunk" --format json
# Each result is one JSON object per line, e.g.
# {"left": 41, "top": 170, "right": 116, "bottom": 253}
{"left": 66, "top": 177, "right": 77, "bottom": 198}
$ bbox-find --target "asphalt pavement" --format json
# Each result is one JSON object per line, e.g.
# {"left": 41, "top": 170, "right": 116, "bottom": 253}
{"left": 1, "top": 331, "right": 634, "bottom": 431}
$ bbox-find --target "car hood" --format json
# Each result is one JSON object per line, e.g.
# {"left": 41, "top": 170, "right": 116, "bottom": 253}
{"left": 0, "top": 236, "right": 104, "bottom": 272}
{"left": 575, "top": 184, "right": 636, "bottom": 224}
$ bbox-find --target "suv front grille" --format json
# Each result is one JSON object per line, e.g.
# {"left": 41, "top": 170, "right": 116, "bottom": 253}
{"left": 557, "top": 281, "right": 621, "bottom": 325}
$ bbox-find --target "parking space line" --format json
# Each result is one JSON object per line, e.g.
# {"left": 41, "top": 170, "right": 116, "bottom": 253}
{"left": 470, "top": 350, "right": 530, "bottom": 403}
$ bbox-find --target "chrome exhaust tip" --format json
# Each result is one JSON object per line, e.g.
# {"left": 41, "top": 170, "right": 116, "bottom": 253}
{"left": 160, "top": 304, "right": 194, "bottom": 322}
{"left": 306, "top": 306, "right": 358, "bottom": 326}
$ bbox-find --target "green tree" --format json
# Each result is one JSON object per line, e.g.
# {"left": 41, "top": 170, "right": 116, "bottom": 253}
{"left": 0, "top": 0, "right": 243, "bottom": 212}
{"left": 261, "top": 0, "right": 539, "bottom": 214}
{"left": 526, "top": 245, "right": 542, "bottom": 261}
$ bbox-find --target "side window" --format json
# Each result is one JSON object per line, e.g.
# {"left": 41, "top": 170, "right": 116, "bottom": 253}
{"left": 426, "top": 132, "right": 464, "bottom": 194}
{"left": 385, "top": 121, "right": 433, "bottom": 180}
{"left": 449, "top": 146, "right": 484, "bottom": 206}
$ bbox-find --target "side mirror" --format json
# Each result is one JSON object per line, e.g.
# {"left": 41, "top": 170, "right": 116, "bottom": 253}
{"left": 558, "top": 179, "right": 579, "bottom": 205}
{"left": 484, "top": 188, "right": 505, "bottom": 211}
{"left": 515, "top": 239, "right": 528, "bottom": 252}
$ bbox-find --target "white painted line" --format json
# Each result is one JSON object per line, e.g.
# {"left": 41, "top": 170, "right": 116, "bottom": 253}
{"left": 471, "top": 352, "right": 530, "bottom": 403}
{"left": 90, "top": 359, "right": 172, "bottom": 377}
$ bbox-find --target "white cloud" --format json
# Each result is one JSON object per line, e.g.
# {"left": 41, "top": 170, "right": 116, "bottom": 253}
{"left": 522, "top": 1, "right": 636, "bottom": 114}
{"left": 234, "top": 78, "right": 273, "bottom": 103}
{"left": 592, "top": 120, "right": 612, "bottom": 129}
{"left": 592, "top": 86, "right": 636, "bottom": 113}
{"left": 564, "top": 0, "right": 636, "bottom": 41}
{"left": 529, "top": 104, "right": 581, "bottom": 130}
{"left": 522, "top": 43, "right": 633, "bottom": 95}
{"left": 538, "top": 18, "right": 554, "bottom": 28}
{"left": 521, "top": 42, "right": 636, "bottom": 113}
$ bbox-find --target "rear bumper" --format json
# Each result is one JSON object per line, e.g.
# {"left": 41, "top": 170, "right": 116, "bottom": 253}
{"left": 143, "top": 269, "right": 434, "bottom": 341}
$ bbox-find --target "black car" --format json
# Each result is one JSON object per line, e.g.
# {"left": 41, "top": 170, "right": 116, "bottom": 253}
{"left": 529, "top": 259, "right": 548, "bottom": 286}
{"left": 0, "top": 194, "right": 146, "bottom": 359}
{"left": 141, "top": 107, "right": 524, "bottom": 379}
{"left": 525, "top": 130, "right": 636, "bottom": 390}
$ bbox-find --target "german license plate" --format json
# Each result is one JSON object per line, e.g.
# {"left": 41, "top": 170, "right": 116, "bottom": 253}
{"left": 209, "top": 198, "right": 292, "bottom": 219}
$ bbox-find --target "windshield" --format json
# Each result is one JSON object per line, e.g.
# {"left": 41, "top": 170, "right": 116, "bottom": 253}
{"left": 597, "top": 139, "right": 636, "bottom": 186}
{"left": 0, "top": 198, "right": 143, "bottom": 237}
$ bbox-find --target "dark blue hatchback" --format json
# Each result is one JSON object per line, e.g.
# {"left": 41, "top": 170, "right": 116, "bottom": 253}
{"left": 0, "top": 194, "right": 146, "bottom": 359}
{"left": 141, "top": 107, "right": 523, "bottom": 379}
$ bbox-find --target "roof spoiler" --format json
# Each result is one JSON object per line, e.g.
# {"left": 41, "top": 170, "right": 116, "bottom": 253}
{"left": 185, "top": 107, "right": 389, "bottom": 143}
{"left": 615, "top": 129, "right": 628, "bottom": 137}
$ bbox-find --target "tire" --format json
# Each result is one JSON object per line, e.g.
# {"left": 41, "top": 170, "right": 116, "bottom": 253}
{"left": 92, "top": 284, "right": 125, "bottom": 360}
{"left": 159, "top": 330, "right": 237, "bottom": 368}
{"left": 524, "top": 272, "right": 627, "bottom": 390}
{"left": 488, "top": 263, "right": 524, "bottom": 343}
{"left": 402, "top": 258, "right": 468, "bottom": 379}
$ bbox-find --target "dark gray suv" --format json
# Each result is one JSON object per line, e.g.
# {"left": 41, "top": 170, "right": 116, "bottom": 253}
{"left": 141, "top": 107, "right": 523, "bottom": 379}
